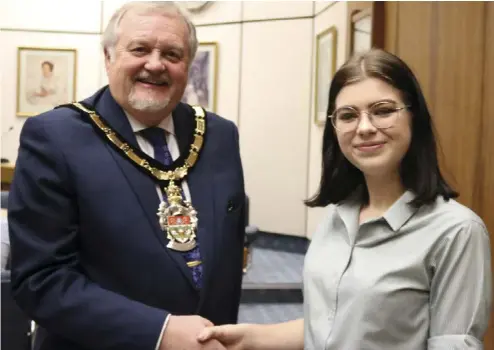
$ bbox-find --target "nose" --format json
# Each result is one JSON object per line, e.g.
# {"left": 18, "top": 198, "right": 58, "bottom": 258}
{"left": 355, "top": 112, "right": 377, "bottom": 135}
{"left": 144, "top": 50, "right": 165, "bottom": 72}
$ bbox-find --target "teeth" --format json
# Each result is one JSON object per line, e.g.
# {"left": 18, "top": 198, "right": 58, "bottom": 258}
{"left": 139, "top": 80, "right": 167, "bottom": 85}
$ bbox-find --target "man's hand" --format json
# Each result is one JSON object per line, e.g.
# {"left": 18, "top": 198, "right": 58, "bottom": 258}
{"left": 160, "top": 315, "right": 227, "bottom": 350}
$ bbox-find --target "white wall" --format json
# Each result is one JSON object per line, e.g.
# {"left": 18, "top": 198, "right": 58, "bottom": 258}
{"left": 187, "top": 1, "right": 243, "bottom": 25}
{"left": 0, "top": 0, "right": 103, "bottom": 163}
{"left": 306, "top": 1, "right": 349, "bottom": 238}
{"left": 314, "top": 1, "right": 337, "bottom": 15}
{"left": 239, "top": 17, "right": 313, "bottom": 236}
{"left": 1, "top": 1, "right": 101, "bottom": 33}
{"left": 0, "top": 0, "right": 350, "bottom": 238}
{"left": 242, "top": 1, "right": 313, "bottom": 20}
{"left": 195, "top": 24, "right": 242, "bottom": 125}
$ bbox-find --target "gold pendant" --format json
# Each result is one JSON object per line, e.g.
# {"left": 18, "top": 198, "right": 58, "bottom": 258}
{"left": 157, "top": 181, "right": 198, "bottom": 252}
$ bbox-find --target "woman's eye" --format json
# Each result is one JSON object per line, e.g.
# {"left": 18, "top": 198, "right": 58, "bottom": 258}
{"left": 373, "top": 107, "right": 395, "bottom": 116}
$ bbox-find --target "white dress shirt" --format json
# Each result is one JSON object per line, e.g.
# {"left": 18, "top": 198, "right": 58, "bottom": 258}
{"left": 125, "top": 112, "right": 192, "bottom": 202}
{"left": 125, "top": 112, "right": 192, "bottom": 350}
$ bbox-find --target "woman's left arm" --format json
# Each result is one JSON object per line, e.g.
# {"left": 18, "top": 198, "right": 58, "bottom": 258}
{"left": 428, "top": 220, "right": 492, "bottom": 349}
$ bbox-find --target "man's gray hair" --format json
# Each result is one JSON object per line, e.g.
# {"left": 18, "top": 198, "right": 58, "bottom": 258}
{"left": 102, "top": 1, "right": 198, "bottom": 62}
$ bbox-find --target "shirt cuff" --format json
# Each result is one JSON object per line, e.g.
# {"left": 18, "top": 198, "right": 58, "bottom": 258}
{"left": 428, "top": 334, "right": 483, "bottom": 349}
{"left": 155, "top": 314, "right": 171, "bottom": 350}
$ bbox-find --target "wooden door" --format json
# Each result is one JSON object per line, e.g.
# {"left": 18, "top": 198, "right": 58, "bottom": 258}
{"left": 384, "top": 1, "right": 494, "bottom": 347}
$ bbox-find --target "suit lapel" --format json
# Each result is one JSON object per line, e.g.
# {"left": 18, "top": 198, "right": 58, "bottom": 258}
{"left": 88, "top": 89, "right": 196, "bottom": 289}
{"left": 173, "top": 104, "right": 218, "bottom": 295}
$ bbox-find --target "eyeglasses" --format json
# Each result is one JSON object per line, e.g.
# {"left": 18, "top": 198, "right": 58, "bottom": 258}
{"left": 328, "top": 101, "right": 410, "bottom": 132}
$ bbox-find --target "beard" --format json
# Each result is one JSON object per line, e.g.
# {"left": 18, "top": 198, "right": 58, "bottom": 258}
{"left": 128, "top": 71, "right": 174, "bottom": 112}
{"left": 128, "top": 89, "right": 172, "bottom": 112}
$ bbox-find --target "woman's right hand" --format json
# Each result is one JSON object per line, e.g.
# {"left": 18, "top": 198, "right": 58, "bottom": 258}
{"left": 198, "top": 319, "right": 304, "bottom": 350}
{"left": 197, "top": 323, "right": 254, "bottom": 350}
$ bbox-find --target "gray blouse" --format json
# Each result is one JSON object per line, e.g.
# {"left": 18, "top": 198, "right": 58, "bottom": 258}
{"left": 304, "top": 191, "right": 492, "bottom": 349}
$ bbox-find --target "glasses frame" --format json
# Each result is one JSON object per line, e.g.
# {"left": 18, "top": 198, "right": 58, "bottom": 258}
{"left": 328, "top": 104, "right": 411, "bottom": 132}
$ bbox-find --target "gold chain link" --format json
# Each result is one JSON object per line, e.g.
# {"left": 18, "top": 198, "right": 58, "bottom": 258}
{"left": 72, "top": 102, "right": 206, "bottom": 182}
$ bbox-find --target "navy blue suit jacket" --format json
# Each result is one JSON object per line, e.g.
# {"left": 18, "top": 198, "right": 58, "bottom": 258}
{"left": 8, "top": 87, "right": 246, "bottom": 350}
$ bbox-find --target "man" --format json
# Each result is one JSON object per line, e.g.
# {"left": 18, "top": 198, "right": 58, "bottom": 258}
{"left": 8, "top": 2, "right": 245, "bottom": 350}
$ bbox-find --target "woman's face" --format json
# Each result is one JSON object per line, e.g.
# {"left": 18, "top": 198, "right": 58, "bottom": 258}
{"left": 42, "top": 63, "right": 53, "bottom": 78}
{"left": 333, "top": 77, "right": 412, "bottom": 178}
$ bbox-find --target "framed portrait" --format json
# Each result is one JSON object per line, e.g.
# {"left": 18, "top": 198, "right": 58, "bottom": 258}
{"left": 181, "top": 42, "right": 218, "bottom": 112}
{"left": 314, "top": 26, "right": 337, "bottom": 126}
{"left": 16, "top": 47, "right": 77, "bottom": 117}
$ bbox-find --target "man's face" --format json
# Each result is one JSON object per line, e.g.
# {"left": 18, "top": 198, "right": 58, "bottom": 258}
{"left": 105, "top": 12, "right": 190, "bottom": 120}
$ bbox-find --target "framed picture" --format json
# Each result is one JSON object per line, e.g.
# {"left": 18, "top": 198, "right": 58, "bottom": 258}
{"left": 347, "top": 2, "right": 384, "bottom": 58}
{"left": 181, "top": 42, "right": 218, "bottom": 112}
{"left": 314, "top": 26, "right": 337, "bottom": 126}
{"left": 16, "top": 47, "right": 77, "bottom": 117}
{"left": 351, "top": 9, "right": 373, "bottom": 55}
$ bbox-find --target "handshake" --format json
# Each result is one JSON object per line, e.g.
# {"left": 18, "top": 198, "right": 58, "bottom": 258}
{"left": 159, "top": 315, "right": 303, "bottom": 350}
{"left": 159, "top": 315, "right": 254, "bottom": 350}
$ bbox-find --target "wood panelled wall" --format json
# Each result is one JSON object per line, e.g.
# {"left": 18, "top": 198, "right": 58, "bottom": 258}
{"left": 384, "top": 1, "right": 494, "bottom": 347}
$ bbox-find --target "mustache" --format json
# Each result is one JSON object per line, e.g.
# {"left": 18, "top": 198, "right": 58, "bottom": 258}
{"left": 134, "top": 72, "right": 171, "bottom": 85}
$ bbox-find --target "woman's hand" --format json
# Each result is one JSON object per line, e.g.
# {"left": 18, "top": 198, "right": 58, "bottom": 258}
{"left": 198, "top": 319, "right": 304, "bottom": 350}
{"left": 197, "top": 323, "right": 254, "bottom": 350}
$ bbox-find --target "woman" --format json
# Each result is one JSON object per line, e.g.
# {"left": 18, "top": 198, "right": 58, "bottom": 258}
{"left": 198, "top": 49, "right": 492, "bottom": 349}
{"left": 27, "top": 61, "right": 62, "bottom": 107}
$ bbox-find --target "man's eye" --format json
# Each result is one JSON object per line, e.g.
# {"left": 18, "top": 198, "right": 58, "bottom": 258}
{"left": 132, "top": 47, "right": 147, "bottom": 53}
{"left": 167, "top": 52, "right": 181, "bottom": 60}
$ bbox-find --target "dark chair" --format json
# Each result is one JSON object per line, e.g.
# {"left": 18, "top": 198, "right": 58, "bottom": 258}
{"left": 1, "top": 271, "right": 32, "bottom": 350}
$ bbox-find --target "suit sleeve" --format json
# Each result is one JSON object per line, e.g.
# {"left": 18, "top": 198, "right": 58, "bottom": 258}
{"left": 228, "top": 121, "right": 246, "bottom": 324}
{"left": 8, "top": 117, "right": 168, "bottom": 350}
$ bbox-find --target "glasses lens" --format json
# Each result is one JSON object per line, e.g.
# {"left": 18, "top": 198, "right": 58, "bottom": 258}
{"left": 334, "top": 108, "right": 359, "bottom": 131}
{"left": 369, "top": 103, "right": 400, "bottom": 129}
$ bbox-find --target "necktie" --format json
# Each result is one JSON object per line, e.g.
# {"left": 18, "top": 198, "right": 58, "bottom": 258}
{"left": 140, "top": 127, "right": 203, "bottom": 289}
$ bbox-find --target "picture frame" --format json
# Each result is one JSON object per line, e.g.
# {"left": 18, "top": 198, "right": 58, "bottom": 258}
{"left": 347, "top": 1, "right": 385, "bottom": 58}
{"left": 351, "top": 8, "right": 373, "bottom": 55}
{"left": 16, "top": 47, "right": 77, "bottom": 117}
{"left": 314, "top": 26, "right": 337, "bottom": 126}
{"left": 181, "top": 42, "right": 218, "bottom": 112}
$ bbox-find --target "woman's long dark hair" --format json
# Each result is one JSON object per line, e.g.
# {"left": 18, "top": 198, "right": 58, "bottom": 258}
{"left": 306, "top": 49, "right": 458, "bottom": 208}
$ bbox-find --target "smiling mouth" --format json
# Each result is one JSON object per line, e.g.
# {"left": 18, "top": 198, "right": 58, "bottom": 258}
{"left": 355, "top": 143, "right": 386, "bottom": 152}
{"left": 136, "top": 79, "right": 169, "bottom": 87}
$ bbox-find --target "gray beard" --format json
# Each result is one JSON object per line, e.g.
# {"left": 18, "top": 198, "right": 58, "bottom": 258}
{"left": 128, "top": 89, "right": 171, "bottom": 112}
